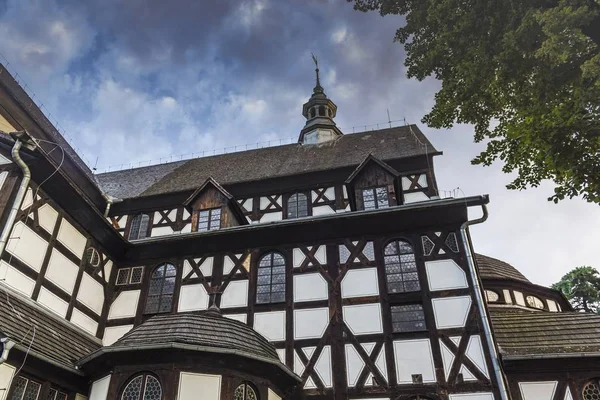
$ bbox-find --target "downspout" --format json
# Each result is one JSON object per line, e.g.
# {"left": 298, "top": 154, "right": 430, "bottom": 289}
{"left": 460, "top": 203, "right": 511, "bottom": 400}
{"left": 0, "top": 131, "right": 35, "bottom": 257}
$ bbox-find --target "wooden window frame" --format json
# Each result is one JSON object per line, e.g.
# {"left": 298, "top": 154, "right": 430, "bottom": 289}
{"left": 390, "top": 303, "right": 427, "bottom": 333}
{"left": 255, "top": 252, "right": 287, "bottom": 304}
{"left": 360, "top": 185, "right": 393, "bottom": 211}
{"left": 129, "top": 213, "right": 151, "bottom": 240}
{"left": 383, "top": 239, "right": 421, "bottom": 294}
{"left": 144, "top": 263, "right": 177, "bottom": 314}
{"left": 196, "top": 207, "right": 222, "bottom": 232}
{"left": 285, "top": 191, "right": 311, "bottom": 219}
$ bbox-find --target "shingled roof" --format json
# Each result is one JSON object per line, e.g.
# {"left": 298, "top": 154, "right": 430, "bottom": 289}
{"left": 0, "top": 287, "right": 101, "bottom": 372}
{"left": 95, "top": 125, "right": 439, "bottom": 199}
{"left": 96, "top": 310, "right": 281, "bottom": 364}
{"left": 490, "top": 308, "right": 600, "bottom": 357}
{"left": 475, "top": 254, "right": 530, "bottom": 283}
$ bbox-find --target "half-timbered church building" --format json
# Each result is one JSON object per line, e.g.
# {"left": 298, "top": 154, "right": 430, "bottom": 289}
{"left": 0, "top": 62, "right": 600, "bottom": 400}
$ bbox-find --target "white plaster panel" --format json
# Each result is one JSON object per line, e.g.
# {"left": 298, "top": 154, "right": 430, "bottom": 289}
{"left": 108, "top": 290, "right": 140, "bottom": 319}
{"left": 403, "top": 191, "right": 430, "bottom": 204}
{"left": 181, "top": 223, "right": 192, "bottom": 234}
{"left": 431, "top": 296, "right": 472, "bottom": 329}
{"left": 401, "top": 177, "right": 411, "bottom": 191}
{"left": 315, "top": 245, "right": 327, "bottom": 264}
{"left": 268, "top": 389, "right": 281, "bottom": 400}
{"left": 343, "top": 304, "right": 383, "bottom": 335}
{"left": 345, "top": 344, "right": 365, "bottom": 387}
{"left": 89, "top": 375, "right": 111, "bottom": 400}
{"left": 0, "top": 364, "right": 16, "bottom": 400}
{"left": 199, "top": 257, "right": 213, "bottom": 277}
{"left": 259, "top": 196, "right": 272, "bottom": 209}
{"left": 103, "top": 261, "right": 113, "bottom": 283}
{"left": 151, "top": 225, "right": 173, "bottom": 237}
{"left": 223, "top": 255, "right": 236, "bottom": 275}
{"left": 564, "top": 387, "right": 573, "bottom": 400}
{"left": 57, "top": 219, "right": 87, "bottom": 258}
{"left": 0, "top": 261, "right": 35, "bottom": 296}
{"left": 448, "top": 394, "right": 494, "bottom": 400}
{"left": 37, "top": 204, "right": 58, "bottom": 234}
{"left": 341, "top": 268, "right": 379, "bottom": 298}
{"left": 393, "top": 339, "right": 436, "bottom": 384}
{"left": 182, "top": 260, "right": 193, "bottom": 278}
{"left": 242, "top": 199, "right": 253, "bottom": 212}
{"left": 0, "top": 172, "right": 7, "bottom": 194}
{"left": 77, "top": 273, "right": 104, "bottom": 314}
{"left": 294, "top": 308, "right": 329, "bottom": 339}
{"left": 374, "top": 345, "right": 388, "bottom": 382}
{"left": 182, "top": 209, "right": 190, "bottom": 220}
{"left": 440, "top": 340, "right": 455, "bottom": 380}
{"left": 259, "top": 211, "right": 282, "bottom": 223}
{"left": 6, "top": 222, "right": 47, "bottom": 272}
{"left": 547, "top": 299, "right": 558, "bottom": 312}
{"left": 0, "top": 154, "right": 11, "bottom": 165}
{"left": 254, "top": 311, "right": 286, "bottom": 341}
{"left": 168, "top": 209, "right": 177, "bottom": 221}
{"left": 312, "top": 205, "right": 336, "bottom": 216}
{"left": 418, "top": 174, "right": 428, "bottom": 187}
{"left": 514, "top": 291, "right": 526, "bottom": 306}
{"left": 519, "top": 382, "right": 558, "bottom": 400}
{"left": 460, "top": 365, "right": 476, "bottom": 381}
{"left": 38, "top": 287, "right": 68, "bottom": 317}
{"left": 466, "top": 335, "right": 489, "bottom": 378}
{"left": 70, "top": 308, "right": 98, "bottom": 336}
{"left": 178, "top": 284, "right": 209, "bottom": 312}
{"left": 276, "top": 348, "right": 285, "bottom": 363}
{"left": 102, "top": 325, "right": 133, "bottom": 346}
{"left": 21, "top": 189, "right": 33, "bottom": 211}
{"left": 293, "top": 273, "right": 328, "bottom": 302}
{"left": 220, "top": 280, "right": 248, "bottom": 308}
{"left": 224, "top": 314, "right": 247, "bottom": 324}
{"left": 45, "top": 249, "right": 79, "bottom": 294}
{"left": 324, "top": 187, "right": 335, "bottom": 200}
{"left": 293, "top": 248, "right": 305, "bottom": 268}
{"left": 177, "top": 372, "right": 221, "bottom": 400}
{"left": 425, "top": 259, "right": 468, "bottom": 291}
{"left": 315, "top": 346, "right": 332, "bottom": 387}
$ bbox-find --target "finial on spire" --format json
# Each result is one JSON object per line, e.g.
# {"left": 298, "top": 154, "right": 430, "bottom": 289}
{"left": 311, "top": 53, "right": 322, "bottom": 90}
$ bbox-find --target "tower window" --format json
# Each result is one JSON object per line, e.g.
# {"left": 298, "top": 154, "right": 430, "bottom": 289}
{"left": 318, "top": 105, "right": 325, "bottom": 116}
{"left": 121, "top": 374, "right": 162, "bottom": 400}
{"left": 362, "top": 187, "right": 389, "bottom": 210}
{"left": 129, "top": 213, "right": 150, "bottom": 240}
{"left": 526, "top": 295, "right": 545, "bottom": 309}
{"left": 145, "top": 263, "right": 177, "bottom": 314}
{"left": 384, "top": 240, "right": 420, "bottom": 293}
{"left": 198, "top": 208, "right": 222, "bottom": 231}
{"left": 234, "top": 383, "right": 258, "bottom": 400}
{"left": 256, "top": 252, "right": 286, "bottom": 304}
{"left": 287, "top": 193, "right": 309, "bottom": 219}
{"left": 391, "top": 304, "right": 426, "bottom": 332}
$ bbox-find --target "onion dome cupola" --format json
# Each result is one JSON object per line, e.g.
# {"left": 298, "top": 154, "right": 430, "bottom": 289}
{"left": 298, "top": 55, "right": 343, "bottom": 144}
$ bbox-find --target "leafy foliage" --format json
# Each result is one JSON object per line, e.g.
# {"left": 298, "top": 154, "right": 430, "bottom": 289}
{"left": 351, "top": 0, "right": 600, "bottom": 202}
{"left": 552, "top": 266, "right": 600, "bottom": 313}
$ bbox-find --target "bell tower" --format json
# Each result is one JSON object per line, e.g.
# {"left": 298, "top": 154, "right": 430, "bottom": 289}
{"left": 298, "top": 55, "right": 343, "bottom": 144}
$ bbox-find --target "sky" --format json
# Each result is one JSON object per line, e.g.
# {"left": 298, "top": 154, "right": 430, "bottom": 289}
{"left": 0, "top": 0, "right": 598, "bottom": 286}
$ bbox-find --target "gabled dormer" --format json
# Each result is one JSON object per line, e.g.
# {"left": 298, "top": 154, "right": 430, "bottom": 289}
{"left": 345, "top": 154, "right": 401, "bottom": 211}
{"left": 183, "top": 177, "right": 248, "bottom": 232}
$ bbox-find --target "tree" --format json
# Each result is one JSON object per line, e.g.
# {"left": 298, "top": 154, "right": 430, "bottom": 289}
{"left": 552, "top": 266, "right": 600, "bottom": 313}
{"left": 350, "top": 0, "right": 600, "bottom": 203}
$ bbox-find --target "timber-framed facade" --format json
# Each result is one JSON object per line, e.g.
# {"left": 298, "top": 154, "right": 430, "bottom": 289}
{"left": 0, "top": 61, "right": 599, "bottom": 400}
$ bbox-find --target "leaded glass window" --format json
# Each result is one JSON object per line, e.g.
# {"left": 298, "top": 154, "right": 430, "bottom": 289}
{"left": 129, "top": 214, "right": 150, "bottom": 240}
{"left": 445, "top": 232, "right": 460, "bottom": 253}
{"left": 256, "top": 252, "right": 286, "bottom": 304}
{"left": 383, "top": 240, "right": 420, "bottom": 293}
{"left": 145, "top": 263, "right": 177, "bottom": 314}
{"left": 526, "top": 295, "right": 545, "bottom": 310}
{"left": 362, "top": 187, "right": 389, "bottom": 210}
{"left": 198, "top": 208, "right": 222, "bottom": 231}
{"left": 584, "top": 379, "right": 600, "bottom": 400}
{"left": 234, "top": 383, "right": 258, "bottom": 400}
{"left": 287, "top": 193, "right": 309, "bottom": 219}
{"left": 9, "top": 376, "right": 41, "bottom": 400}
{"left": 485, "top": 290, "right": 500, "bottom": 302}
{"left": 391, "top": 304, "right": 426, "bottom": 332}
{"left": 46, "top": 389, "right": 67, "bottom": 400}
{"left": 121, "top": 374, "right": 162, "bottom": 400}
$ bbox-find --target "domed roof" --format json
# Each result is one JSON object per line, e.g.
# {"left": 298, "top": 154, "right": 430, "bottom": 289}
{"left": 475, "top": 254, "right": 530, "bottom": 283}
{"left": 111, "top": 309, "right": 280, "bottom": 362}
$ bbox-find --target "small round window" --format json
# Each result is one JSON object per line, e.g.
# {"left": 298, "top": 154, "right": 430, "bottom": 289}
{"left": 526, "top": 295, "right": 544, "bottom": 310}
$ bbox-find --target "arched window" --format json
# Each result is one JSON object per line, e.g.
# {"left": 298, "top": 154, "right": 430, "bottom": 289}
{"left": 145, "top": 263, "right": 177, "bottom": 314}
{"left": 583, "top": 379, "right": 600, "bottom": 400}
{"left": 526, "top": 295, "right": 545, "bottom": 309}
{"left": 287, "top": 193, "right": 309, "bottom": 219}
{"left": 129, "top": 214, "right": 150, "bottom": 240}
{"left": 485, "top": 290, "right": 500, "bottom": 302}
{"left": 318, "top": 105, "right": 326, "bottom": 116}
{"left": 383, "top": 240, "right": 420, "bottom": 293}
{"left": 234, "top": 383, "right": 258, "bottom": 400}
{"left": 121, "top": 374, "right": 162, "bottom": 400}
{"left": 256, "top": 252, "right": 286, "bottom": 304}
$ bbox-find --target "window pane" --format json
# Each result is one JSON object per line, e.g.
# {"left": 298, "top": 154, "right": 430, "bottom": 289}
{"left": 375, "top": 186, "right": 389, "bottom": 208}
{"left": 256, "top": 252, "right": 286, "bottom": 304}
{"left": 22, "top": 381, "right": 41, "bottom": 400}
{"left": 145, "top": 264, "right": 176, "bottom": 314}
{"left": 384, "top": 240, "right": 420, "bottom": 293}
{"left": 122, "top": 376, "right": 143, "bottom": 400}
{"left": 9, "top": 376, "right": 27, "bottom": 400}
{"left": 143, "top": 376, "right": 162, "bottom": 400}
{"left": 391, "top": 304, "right": 426, "bottom": 332}
{"left": 362, "top": 189, "right": 376, "bottom": 210}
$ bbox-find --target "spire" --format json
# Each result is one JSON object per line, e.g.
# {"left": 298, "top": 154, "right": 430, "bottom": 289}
{"left": 298, "top": 55, "right": 343, "bottom": 144}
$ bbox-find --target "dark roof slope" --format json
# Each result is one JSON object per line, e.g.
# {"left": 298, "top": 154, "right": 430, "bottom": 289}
{"left": 490, "top": 308, "right": 600, "bottom": 357}
{"left": 0, "top": 288, "right": 101, "bottom": 371}
{"left": 108, "top": 310, "right": 280, "bottom": 363}
{"left": 95, "top": 125, "right": 438, "bottom": 199}
{"left": 475, "top": 254, "right": 530, "bottom": 283}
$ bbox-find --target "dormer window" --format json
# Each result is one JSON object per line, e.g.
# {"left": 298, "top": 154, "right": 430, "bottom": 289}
{"left": 362, "top": 187, "right": 390, "bottom": 210}
{"left": 198, "top": 208, "right": 222, "bottom": 231}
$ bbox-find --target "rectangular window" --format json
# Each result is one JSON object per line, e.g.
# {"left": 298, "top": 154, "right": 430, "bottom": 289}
{"left": 198, "top": 208, "right": 222, "bottom": 231}
{"left": 362, "top": 187, "right": 389, "bottom": 210}
{"left": 391, "top": 304, "right": 426, "bottom": 333}
{"left": 115, "top": 267, "right": 144, "bottom": 285}
{"left": 9, "top": 376, "right": 42, "bottom": 400}
{"left": 116, "top": 268, "right": 130, "bottom": 285}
